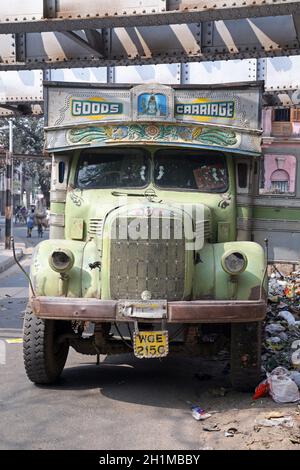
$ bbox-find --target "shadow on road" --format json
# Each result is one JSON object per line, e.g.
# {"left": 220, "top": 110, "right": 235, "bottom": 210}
{"left": 34, "top": 352, "right": 278, "bottom": 412}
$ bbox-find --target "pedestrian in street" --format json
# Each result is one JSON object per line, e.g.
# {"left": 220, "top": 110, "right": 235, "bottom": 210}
{"left": 27, "top": 209, "right": 35, "bottom": 238}
{"left": 14, "top": 205, "right": 21, "bottom": 224}
{"left": 20, "top": 206, "right": 28, "bottom": 224}
{"left": 37, "top": 221, "right": 43, "bottom": 238}
{"left": 35, "top": 195, "right": 47, "bottom": 238}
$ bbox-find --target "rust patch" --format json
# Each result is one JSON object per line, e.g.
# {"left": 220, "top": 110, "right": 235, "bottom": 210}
{"left": 249, "top": 285, "right": 267, "bottom": 300}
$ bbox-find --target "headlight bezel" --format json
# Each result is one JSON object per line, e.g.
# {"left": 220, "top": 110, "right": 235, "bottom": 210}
{"left": 49, "top": 248, "right": 75, "bottom": 273}
{"left": 221, "top": 250, "right": 248, "bottom": 275}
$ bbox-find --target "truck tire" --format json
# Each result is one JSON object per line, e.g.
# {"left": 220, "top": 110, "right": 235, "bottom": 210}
{"left": 230, "top": 322, "right": 262, "bottom": 392}
{"left": 23, "top": 305, "right": 69, "bottom": 384}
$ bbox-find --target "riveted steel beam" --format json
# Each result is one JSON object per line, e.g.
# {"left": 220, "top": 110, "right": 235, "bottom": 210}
{"left": 61, "top": 31, "right": 104, "bottom": 57}
{"left": 0, "top": 1, "right": 300, "bottom": 34}
{"left": 0, "top": 104, "right": 43, "bottom": 115}
{"left": 293, "top": 14, "right": 300, "bottom": 40}
{"left": 0, "top": 15, "right": 299, "bottom": 70}
{"left": 0, "top": 2, "right": 300, "bottom": 70}
{"left": 2, "top": 48, "right": 300, "bottom": 71}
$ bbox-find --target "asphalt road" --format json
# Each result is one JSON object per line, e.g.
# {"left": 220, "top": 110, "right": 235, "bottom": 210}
{"left": 0, "top": 223, "right": 299, "bottom": 450}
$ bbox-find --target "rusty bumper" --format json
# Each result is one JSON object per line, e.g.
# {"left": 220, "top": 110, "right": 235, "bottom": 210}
{"left": 31, "top": 296, "right": 266, "bottom": 323}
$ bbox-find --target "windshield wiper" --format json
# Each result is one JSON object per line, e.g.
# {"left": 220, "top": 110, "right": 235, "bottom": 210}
{"left": 111, "top": 189, "right": 162, "bottom": 203}
{"left": 111, "top": 191, "right": 145, "bottom": 197}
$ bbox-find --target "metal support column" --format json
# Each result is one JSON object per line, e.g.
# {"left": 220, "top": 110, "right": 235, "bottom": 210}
{"left": 5, "top": 120, "right": 13, "bottom": 250}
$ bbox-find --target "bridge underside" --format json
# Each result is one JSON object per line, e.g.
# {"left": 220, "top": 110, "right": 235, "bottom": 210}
{"left": 0, "top": 1, "right": 300, "bottom": 70}
{"left": 1, "top": 1, "right": 300, "bottom": 115}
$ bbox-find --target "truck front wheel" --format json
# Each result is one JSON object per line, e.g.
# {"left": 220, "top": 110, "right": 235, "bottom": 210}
{"left": 230, "top": 322, "right": 262, "bottom": 392}
{"left": 23, "top": 305, "right": 69, "bottom": 384}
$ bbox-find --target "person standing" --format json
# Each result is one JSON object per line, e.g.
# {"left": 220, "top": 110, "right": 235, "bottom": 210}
{"left": 20, "top": 206, "right": 28, "bottom": 224}
{"left": 27, "top": 209, "right": 35, "bottom": 238}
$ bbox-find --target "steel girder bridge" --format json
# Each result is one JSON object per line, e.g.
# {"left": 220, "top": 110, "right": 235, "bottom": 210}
{"left": 1, "top": 0, "right": 300, "bottom": 114}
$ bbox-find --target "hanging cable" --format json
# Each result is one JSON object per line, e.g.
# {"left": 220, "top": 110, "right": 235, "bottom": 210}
{"left": 127, "top": 322, "right": 133, "bottom": 342}
{"left": 114, "top": 322, "right": 133, "bottom": 349}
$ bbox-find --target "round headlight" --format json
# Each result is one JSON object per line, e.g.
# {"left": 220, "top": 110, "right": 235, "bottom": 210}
{"left": 49, "top": 249, "right": 74, "bottom": 273}
{"left": 221, "top": 251, "right": 247, "bottom": 275}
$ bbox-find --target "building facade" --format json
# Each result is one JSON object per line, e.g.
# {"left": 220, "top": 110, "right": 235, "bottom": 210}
{"left": 255, "top": 107, "right": 300, "bottom": 262}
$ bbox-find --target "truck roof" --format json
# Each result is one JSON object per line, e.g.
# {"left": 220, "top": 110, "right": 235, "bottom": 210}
{"left": 44, "top": 81, "right": 262, "bottom": 156}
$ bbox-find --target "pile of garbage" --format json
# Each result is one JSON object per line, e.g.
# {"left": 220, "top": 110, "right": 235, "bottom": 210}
{"left": 263, "top": 269, "right": 300, "bottom": 374}
{"left": 254, "top": 366, "right": 300, "bottom": 403}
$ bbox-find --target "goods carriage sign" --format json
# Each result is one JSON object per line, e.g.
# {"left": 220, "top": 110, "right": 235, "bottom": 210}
{"left": 71, "top": 99, "right": 123, "bottom": 117}
{"left": 45, "top": 82, "right": 262, "bottom": 156}
{"left": 175, "top": 101, "right": 235, "bottom": 119}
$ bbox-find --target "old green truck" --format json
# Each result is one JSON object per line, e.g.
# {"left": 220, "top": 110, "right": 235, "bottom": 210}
{"left": 23, "top": 81, "right": 267, "bottom": 391}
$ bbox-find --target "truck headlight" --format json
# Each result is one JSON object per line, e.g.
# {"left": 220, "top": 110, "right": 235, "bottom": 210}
{"left": 49, "top": 249, "right": 74, "bottom": 273}
{"left": 221, "top": 251, "right": 247, "bottom": 275}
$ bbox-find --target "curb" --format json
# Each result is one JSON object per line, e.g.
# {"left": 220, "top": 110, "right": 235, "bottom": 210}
{"left": 0, "top": 249, "right": 24, "bottom": 274}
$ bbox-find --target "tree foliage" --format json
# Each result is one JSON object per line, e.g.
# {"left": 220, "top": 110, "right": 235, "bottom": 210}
{"left": 0, "top": 116, "right": 51, "bottom": 205}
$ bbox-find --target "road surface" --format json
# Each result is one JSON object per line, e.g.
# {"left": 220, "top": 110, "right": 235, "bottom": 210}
{"left": 0, "top": 222, "right": 299, "bottom": 450}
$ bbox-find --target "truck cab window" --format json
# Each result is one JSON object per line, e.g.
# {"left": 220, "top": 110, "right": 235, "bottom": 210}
{"left": 154, "top": 150, "right": 228, "bottom": 192}
{"left": 237, "top": 162, "right": 248, "bottom": 189}
{"left": 76, "top": 149, "right": 150, "bottom": 189}
{"left": 58, "top": 161, "right": 65, "bottom": 184}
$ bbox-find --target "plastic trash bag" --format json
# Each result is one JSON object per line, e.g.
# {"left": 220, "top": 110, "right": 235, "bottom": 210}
{"left": 253, "top": 380, "right": 270, "bottom": 400}
{"left": 290, "top": 371, "right": 300, "bottom": 388}
{"left": 277, "top": 310, "right": 296, "bottom": 325}
{"left": 267, "top": 367, "right": 300, "bottom": 403}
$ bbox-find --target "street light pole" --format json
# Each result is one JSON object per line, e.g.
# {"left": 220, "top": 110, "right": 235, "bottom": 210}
{"left": 5, "top": 120, "right": 13, "bottom": 250}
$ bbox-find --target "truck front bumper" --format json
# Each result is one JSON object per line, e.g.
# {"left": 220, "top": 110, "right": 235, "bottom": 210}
{"left": 31, "top": 297, "right": 266, "bottom": 323}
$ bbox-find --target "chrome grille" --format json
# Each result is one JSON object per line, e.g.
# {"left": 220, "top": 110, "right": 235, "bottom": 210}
{"left": 110, "top": 217, "right": 186, "bottom": 300}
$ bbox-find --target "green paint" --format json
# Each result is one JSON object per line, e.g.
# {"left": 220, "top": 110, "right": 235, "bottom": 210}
{"left": 50, "top": 202, "right": 65, "bottom": 214}
{"left": 63, "top": 152, "right": 237, "bottom": 245}
{"left": 31, "top": 140, "right": 266, "bottom": 304}
{"left": 237, "top": 206, "right": 250, "bottom": 218}
{"left": 30, "top": 239, "right": 101, "bottom": 299}
{"left": 68, "top": 123, "right": 238, "bottom": 148}
{"left": 253, "top": 206, "right": 300, "bottom": 220}
{"left": 70, "top": 218, "right": 84, "bottom": 240}
{"left": 218, "top": 222, "right": 230, "bottom": 242}
{"left": 193, "top": 241, "right": 265, "bottom": 300}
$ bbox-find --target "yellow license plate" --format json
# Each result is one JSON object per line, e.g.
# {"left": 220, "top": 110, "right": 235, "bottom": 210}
{"left": 133, "top": 330, "right": 169, "bottom": 359}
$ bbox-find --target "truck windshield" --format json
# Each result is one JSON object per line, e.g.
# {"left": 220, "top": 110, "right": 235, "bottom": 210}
{"left": 154, "top": 150, "right": 228, "bottom": 192}
{"left": 76, "top": 149, "right": 150, "bottom": 189}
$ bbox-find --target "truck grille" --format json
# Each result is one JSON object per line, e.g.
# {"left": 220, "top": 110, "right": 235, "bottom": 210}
{"left": 110, "top": 217, "right": 186, "bottom": 300}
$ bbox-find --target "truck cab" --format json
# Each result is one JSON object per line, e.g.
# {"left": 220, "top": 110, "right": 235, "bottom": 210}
{"left": 23, "top": 82, "right": 267, "bottom": 391}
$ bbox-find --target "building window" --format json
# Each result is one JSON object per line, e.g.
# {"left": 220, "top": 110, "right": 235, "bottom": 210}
{"left": 274, "top": 108, "right": 290, "bottom": 122}
{"left": 259, "top": 154, "right": 296, "bottom": 195}
{"left": 270, "top": 169, "right": 289, "bottom": 193}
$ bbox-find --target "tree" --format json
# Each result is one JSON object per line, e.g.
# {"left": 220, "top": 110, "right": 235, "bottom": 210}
{"left": 0, "top": 116, "right": 51, "bottom": 207}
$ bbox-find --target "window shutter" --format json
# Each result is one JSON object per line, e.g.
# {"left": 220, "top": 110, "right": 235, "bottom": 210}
{"left": 291, "top": 108, "right": 300, "bottom": 122}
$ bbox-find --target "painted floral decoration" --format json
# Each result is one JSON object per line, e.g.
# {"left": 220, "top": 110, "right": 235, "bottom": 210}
{"left": 145, "top": 125, "right": 160, "bottom": 138}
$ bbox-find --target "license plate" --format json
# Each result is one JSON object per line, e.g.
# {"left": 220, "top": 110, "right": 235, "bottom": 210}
{"left": 118, "top": 300, "right": 167, "bottom": 319}
{"left": 133, "top": 330, "right": 169, "bottom": 359}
